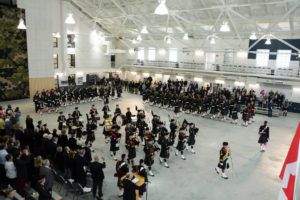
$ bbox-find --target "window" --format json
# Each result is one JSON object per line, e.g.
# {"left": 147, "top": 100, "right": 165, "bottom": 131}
{"left": 169, "top": 48, "right": 178, "bottom": 62}
{"left": 68, "top": 54, "right": 75, "bottom": 68}
{"left": 137, "top": 47, "right": 145, "bottom": 60}
{"left": 67, "top": 34, "right": 75, "bottom": 48}
{"left": 53, "top": 54, "right": 58, "bottom": 69}
{"left": 53, "top": 37, "right": 58, "bottom": 47}
{"left": 256, "top": 49, "right": 269, "bottom": 67}
{"left": 148, "top": 47, "right": 156, "bottom": 61}
{"left": 276, "top": 50, "right": 291, "bottom": 68}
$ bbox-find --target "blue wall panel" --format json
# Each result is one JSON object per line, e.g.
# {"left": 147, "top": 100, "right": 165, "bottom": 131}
{"left": 248, "top": 39, "right": 300, "bottom": 60}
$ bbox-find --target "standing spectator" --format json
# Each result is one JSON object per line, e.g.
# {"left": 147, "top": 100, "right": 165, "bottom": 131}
{"left": 4, "top": 154, "right": 17, "bottom": 188}
{"left": 25, "top": 115, "right": 34, "bottom": 132}
{"left": 39, "top": 159, "right": 55, "bottom": 192}
{"left": 14, "top": 149, "right": 30, "bottom": 197}
{"left": 90, "top": 155, "right": 106, "bottom": 200}
{"left": 268, "top": 99, "right": 273, "bottom": 117}
{"left": 0, "top": 143, "right": 8, "bottom": 185}
{"left": 75, "top": 149, "right": 88, "bottom": 188}
{"left": 14, "top": 107, "right": 21, "bottom": 123}
{"left": 0, "top": 114, "right": 5, "bottom": 136}
{"left": 35, "top": 176, "right": 52, "bottom": 200}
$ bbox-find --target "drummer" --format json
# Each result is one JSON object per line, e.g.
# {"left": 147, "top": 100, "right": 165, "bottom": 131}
{"left": 57, "top": 111, "right": 66, "bottom": 132}
{"left": 102, "top": 102, "right": 110, "bottom": 118}
{"left": 72, "top": 107, "right": 82, "bottom": 119}
{"left": 90, "top": 105, "right": 99, "bottom": 121}
{"left": 74, "top": 117, "right": 84, "bottom": 138}
{"left": 125, "top": 107, "right": 132, "bottom": 124}
{"left": 66, "top": 113, "right": 74, "bottom": 135}
{"left": 115, "top": 104, "right": 122, "bottom": 115}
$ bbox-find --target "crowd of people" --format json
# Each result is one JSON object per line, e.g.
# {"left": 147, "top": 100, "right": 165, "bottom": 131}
{"left": 33, "top": 77, "right": 123, "bottom": 114}
{"left": 125, "top": 77, "right": 290, "bottom": 124}
{"left": 0, "top": 76, "right": 281, "bottom": 200}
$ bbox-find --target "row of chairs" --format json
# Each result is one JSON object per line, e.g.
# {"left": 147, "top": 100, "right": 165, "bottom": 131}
{"left": 53, "top": 170, "right": 91, "bottom": 200}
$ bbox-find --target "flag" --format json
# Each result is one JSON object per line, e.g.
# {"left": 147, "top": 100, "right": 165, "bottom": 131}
{"left": 278, "top": 123, "right": 300, "bottom": 200}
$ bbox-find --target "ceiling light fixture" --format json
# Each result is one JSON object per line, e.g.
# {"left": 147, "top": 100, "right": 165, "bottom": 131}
{"left": 65, "top": 14, "right": 76, "bottom": 24}
{"left": 141, "top": 26, "right": 148, "bottom": 34}
{"left": 166, "top": 37, "right": 171, "bottom": 44}
{"left": 17, "top": 18, "right": 26, "bottom": 30}
{"left": 210, "top": 37, "right": 215, "bottom": 44}
{"left": 137, "top": 34, "right": 142, "bottom": 41}
{"left": 154, "top": 0, "right": 169, "bottom": 15}
{"left": 249, "top": 32, "right": 257, "bottom": 40}
{"left": 132, "top": 39, "right": 137, "bottom": 44}
{"left": 265, "top": 37, "right": 271, "bottom": 45}
{"left": 55, "top": 32, "right": 61, "bottom": 38}
{"left": 183, "top": 33, "right": 188, "bottom": 40}
{"left": 220, "top": 21, "right": 230, "bottom": 32}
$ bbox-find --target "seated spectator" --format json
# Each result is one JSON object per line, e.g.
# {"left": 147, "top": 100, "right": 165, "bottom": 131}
{"left": 4, "top": 188, "right": 16, "bottom": 200}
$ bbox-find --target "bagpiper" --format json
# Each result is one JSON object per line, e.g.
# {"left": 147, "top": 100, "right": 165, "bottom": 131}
{"left": 258, "top": 121, "right": 269, "bottom": 152}
{"left": 215, "top": 142, "right": 231, "bottom": 179}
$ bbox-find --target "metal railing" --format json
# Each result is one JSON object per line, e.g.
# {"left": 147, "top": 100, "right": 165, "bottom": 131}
{"left": 126, "top": 59, "right": 297, "bottom": 77}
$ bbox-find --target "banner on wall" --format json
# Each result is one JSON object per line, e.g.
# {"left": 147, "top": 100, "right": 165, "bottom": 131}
{"left": 59, "top": 76, "right": 69, "bottom": 87}
{"left": 76, "top": 76, "right": 83, "bottom": 85}
{"left": 0, "top": 5, "right": 29, "bottom": 101}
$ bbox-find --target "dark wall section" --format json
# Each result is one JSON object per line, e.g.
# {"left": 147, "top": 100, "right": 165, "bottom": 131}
{"left": 248, "top": 39, "right": 300, "bottom": 60}
{"left": 0, "top": 4, "right": 29, "bottom": 101}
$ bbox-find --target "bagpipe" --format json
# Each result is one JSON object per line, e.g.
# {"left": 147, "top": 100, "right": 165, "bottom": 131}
{"left": 168, "top": 114, "right": 181, "bottom": 132}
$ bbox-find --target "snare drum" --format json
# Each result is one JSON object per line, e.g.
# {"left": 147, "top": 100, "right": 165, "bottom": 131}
{"left": 131, "top": 116, "right": 137, "bottom": 123}
{"left": 72, "top": 126, "right": 77, "bottom": 130}
{"left": 107, "top": 111, "right": 112, "bottom": 116}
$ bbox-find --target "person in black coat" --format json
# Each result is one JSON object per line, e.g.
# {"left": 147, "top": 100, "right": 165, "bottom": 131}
{"left": 123, "top": 173, "right": 139, "bottom": 200}
{"left": 90, "top": 155, "right": 106, "bottom": 200}
{"left": 35, "top": 176, "right": 52, "bottom": 200}
{"left": 14, "top": 149, "right": 30, "bottom": 197}
{"left": 75, "top": 150, "right": 88, "bottom": 187}
{"left": 83, "top": 141, "right": 92, "bottom": 164}
{"left": 68, "top": 134, "right": 77, "bottom": 151}
{"left": 58, "top": 129, "right": 68, "bottom": 148}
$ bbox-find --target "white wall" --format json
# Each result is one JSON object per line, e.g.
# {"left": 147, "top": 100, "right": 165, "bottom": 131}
{"left": 54, "top": 0, "right": 111, "bottom": 82}
{"left": 17, "top": 0, "right": 54, "bottom": 79}
{"left": 18, "top": 0, "right": 111, "bottom": 82}
{"left": 117, "top": 38, "right": 299, "bottom": 74}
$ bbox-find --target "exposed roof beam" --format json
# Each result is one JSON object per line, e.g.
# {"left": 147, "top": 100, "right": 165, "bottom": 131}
{"left": 226, "top": 9, "right": 242, "bottom": 44}
{"left": 267, "top": 1, "right": 300, "bottom": 33}
{"left": 228, "top": 8, "right": 266, "bottom": 34}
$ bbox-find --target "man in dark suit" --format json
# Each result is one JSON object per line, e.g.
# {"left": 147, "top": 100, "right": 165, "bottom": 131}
{"left": 123, "top": 173, "right": 139, "bottom": 200}
{"left": 14, "top": 149, "right": 30, "bottom": 197}
{"left": 39, "top": 159, "right": 54, "bottom": 192}
{"left": 84, "top": 141, "right": 92, "bottom": 164}
{"left": 35, "top": 176, "right": 52, "bottom": 200}
{"left": 68, "top": 133, "right": 77, "bottom": 150}
{"left": 75, "top": 149, "right": 88, "bottom": 187}
{"left": 90, "top": 155, "right": 106, "bottom": 200}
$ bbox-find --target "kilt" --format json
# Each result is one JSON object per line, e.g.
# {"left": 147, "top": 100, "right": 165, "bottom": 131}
{"left": 160, "top": 149, "right": 169, "bottom": 159}
{"left": 258, "top": 135, "right": 268, "bottom": 144}
{"left": 176, "top": 141, "right": 185, "bottom": 151}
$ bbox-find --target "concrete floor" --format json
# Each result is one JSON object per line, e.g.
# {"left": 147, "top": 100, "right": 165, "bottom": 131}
{"left": 2, "top": 92, "right": 300, "bottom": 200}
